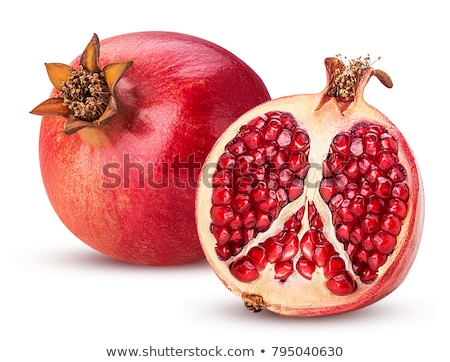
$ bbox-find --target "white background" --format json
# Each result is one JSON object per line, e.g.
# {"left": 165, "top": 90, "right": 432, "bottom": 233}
{"left": 4, "top": 0, "right": 448, "bottom": 361}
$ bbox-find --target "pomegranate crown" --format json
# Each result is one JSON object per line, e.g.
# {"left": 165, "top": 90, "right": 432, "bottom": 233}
{"left": 30, "top": 34, "right": 133, "bottom": 135}
{"left": 325, "top": 54, "right": 393, "bottom": 103}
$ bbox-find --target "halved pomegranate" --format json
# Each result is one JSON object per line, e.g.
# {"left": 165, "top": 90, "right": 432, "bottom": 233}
{"left": 196, "top": 56, "right": 424, "bottom": 316}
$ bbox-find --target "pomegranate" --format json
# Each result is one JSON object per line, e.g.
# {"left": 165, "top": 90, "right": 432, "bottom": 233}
{"left": 196, "top": 56, "right": 424, "bottom": 316}
{"left": 31, "top": 32, "right": 270, "bottom": 265}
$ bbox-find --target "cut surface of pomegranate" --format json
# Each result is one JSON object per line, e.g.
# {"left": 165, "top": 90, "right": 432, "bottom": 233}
{"left": 196, "top": 56, "right": 424, "bottom": 316}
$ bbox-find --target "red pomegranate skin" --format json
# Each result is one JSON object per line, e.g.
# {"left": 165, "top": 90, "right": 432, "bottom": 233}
{"left": 38, "top": 32, "right": 270, "bottom": 265}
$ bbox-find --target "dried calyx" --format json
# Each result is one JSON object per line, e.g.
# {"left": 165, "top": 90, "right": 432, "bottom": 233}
{"left": 31, "top": 34, "right": 133, "bottom": 135}
{"left": 326, "top": 55, "right": 393, "bottom": 103}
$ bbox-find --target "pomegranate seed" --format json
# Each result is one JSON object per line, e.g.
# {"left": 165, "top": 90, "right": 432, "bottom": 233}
{"left": 366, "top": 165, "right": 383, "bottom": 183}
{"left": 310, "top": 214, "right": 324, "bottom": 230}
{"left": 237, "top": 155, "right": 255, "bottom": 175}
{"left": 229, "top": 228, "right": 244, "bottom": 243}
{"left": 296, "top": 256, "right": 316, "bottom": 280}
{"left": 251, "top": 183, "right": 269, "bottom": 203}
{"left": 380, "top": 133, "right": 398, "bottom": 153}
{"left": 284, "top": 215, "right": 301, "bottom": 232}
{"left": 279, "top": 168, "right": 293, "bottom": 187}
{"left": 273, "top": 150, "right": 289, "bottom": 169}
{"left": 280, "top": 112, "right": 297, "bottom": 130}
{"left": 352, "top": 261, "right": 364, "bottom": 276}
{"left": 286, "top": 178, "right": 304, "bottom": 201}
{"left": 230, "top": 258, "right": 259, "bottom": 282}
{"left": 212, "top": 186, "right": 232, "bottom": 205}
{"left": 327, "top": 153, "right": 346, "bottom": 174}
{"left": 274, "top": 260, "right": 294, "bottom": 281}
{"left": 289, "top": 130, "right": 310, "bottom": 152}
{"left": 211, "top": 225, "right": 231, "bottom": 245}
{"left": 243, "top": 209, "right": 257, "bottom": 228}
{"left": 373, "top": 231, "right": 396, "bottom": 254}
{"left": 264, "top": 237, "right": 283, "bottom": 263}
{"left": 367, "top": 196, "right": 385, "bottom": 214}
{"left": 288, "top": 152, "right": 307, "bottom": 172}
{"left": 233, "top": 193, "right": 251, "bottom": 214}
{"left": 388, "top": 198, "right": 408, "bottom": 219}
{"left": 323, "top": 255, "right": 346, "bottom": 279}
{"left": 236, "top": 176, "right": 253, "bottom": 194}
{"left": 326, "top": 272, "right": 356, "bottom": 296}
{"left": 336, "top": 201, "right": 355, "bottom": 223}
{"left": 322, "top": 159, "right": 332, "bottom": 177}
{"left": 263, "top": 119, "right": 283, "bottom": 141}
{"left": 300, "top": 229, "right": 318, "bottom": 262}
{"left": 333, "top": 173, "right": 349, "bottom": 193}
{"left": 387, "top": 164, "right": 406, "bottom": 182}
{"left": 345, "top": 240, "right": 358, "bottom": 258}
{"left": 313, "top": 242, "right": 335, "bottom": 267}
{"left": 375, "top": 150, "right": 397, "bottom": 171}
{"left": 277, "top": 129, "right": 292, "bottom": 147}
{"left": 226, "top": 137, "right": 247, "bottom": 155}
{"left": 249, "top": 149, "right": 265, "bottom": 166}
{"left": 212, "top": 169, "right": 232, "bottom": 187}
{"left": 364, "top": 132, "right": 380, "bottom": 156}
{"left": 308, "top": 201, "right": 318, "bottom": 223}
{"left": 319, "top": 178, "right": 335, "bottom": 203}
{"left": 267, "top": 173, "right": 279, "bottom": 189}
{"left": 345, "top": 183, "right": 359, "bottom": 200}
{"left": 276, "top": 188, "right": 288, "bottom": 207}
{"left": 335, "top": 223, "right": 351, "bottom": 243}
{"left": 358, "top": 154, "right": 373, "bottom": 174}
{"left": 255, "top": 213, "right": 272, "bottom": 232}
{"left": 229, "top": 213, "right": 244, "bottom": 230}
{"left": 361, "top": 213, "right": 380, "bottom": 234}
{"left": 344, "top": 158, "right": 360, "bottom": 180}
{"left": 368, "top": 124, "right": 386, "bottom": 135}
{"left": 211, "top": 205, "right": 234, "bottom": 226}
{"left": 352, "top": 122, "right": 368, "bottom": 137}
{"left": 247, "top": 246, "right": 267, "bottom": 271}
{"left": 350, "top": 137, "right": 364, "bottom": 156}
{"left": 242, "top": 129, "right": 263, "bottom": 150}
{"left": 368, "top": 250, "right": 387, "bottom": 271}
{"left": 243, "top": 227, "right": 256, "bottom": 243}
{"left": 331, "top": 132, "right": 350, "bottom": 156}
{"left": 230, "top": 241, "right": 243, "bottom": 256}
{"left": 329, "top": 193, "right": 344, "bottom": 211}
{"left": 355, "top": 248, "right": 369, "bottom": 264}
{"left": 374, "top": 176, "right": 393, "bottom": 199}
{"left": 217, "top": 152, "right": 235, "bottom": 170}
{"left": 349, "top": 195, "right": 365, "bottom": 217}
{"left": 215, "top": 244, "right": 231, "bottom": 260}
{"left": 263, "top": 141, "right": 278, "bottom": 161}
{"left": 392, "top": 182, "right": 409, "bottom": 201}
{"left": 280, "top": 231, "right": 299, "bottom": 261}
{"left": 359, "top": 267, "right": 378, "bottom": 284}
{"left": 258, "top": 197, "right": 278, "bottom": 213}
{"left": 361, "top": 235, "right": 375, "bottom": 251}
{"left": 349, "top": 224, "right": 364, "bottom": 244}
{"left": 381, "top": 214, "right": 402, "bottom": 236}
{"left": 248, "top": 115, "right": 267, "bottom": 129}
{"left": 296, "top": 206, "right": 305, "bottom": 222}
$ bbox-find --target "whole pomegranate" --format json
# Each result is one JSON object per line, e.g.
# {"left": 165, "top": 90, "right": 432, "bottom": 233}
{"left": 31, "top": 32, "right": 270, "bottom": 265}
{"left": 196, "top": 56, "right": 424, "bottom": 316}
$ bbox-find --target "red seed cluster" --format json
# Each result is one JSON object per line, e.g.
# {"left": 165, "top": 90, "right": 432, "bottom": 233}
{"left": 210, "top": 111, "right": 311, "bottom": 261}
{"left": 319, "top": 122, "right": 409, "bottom": 283}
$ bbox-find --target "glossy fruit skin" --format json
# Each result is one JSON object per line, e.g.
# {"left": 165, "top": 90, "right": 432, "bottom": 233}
{"left": 39, "top": 32, "right": 270, "bottom": 265}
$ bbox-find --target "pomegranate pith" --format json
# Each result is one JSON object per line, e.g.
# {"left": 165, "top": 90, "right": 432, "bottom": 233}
{"left": 196, "top": 55, "right": 424, "bottom": 316}
{"left": 31, "top": 32, "right": 270, "bottom": 265}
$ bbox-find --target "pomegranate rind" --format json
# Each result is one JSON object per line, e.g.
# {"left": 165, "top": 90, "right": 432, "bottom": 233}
{"left": 196, "top": 68, "right": 424, "bottom": 317}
